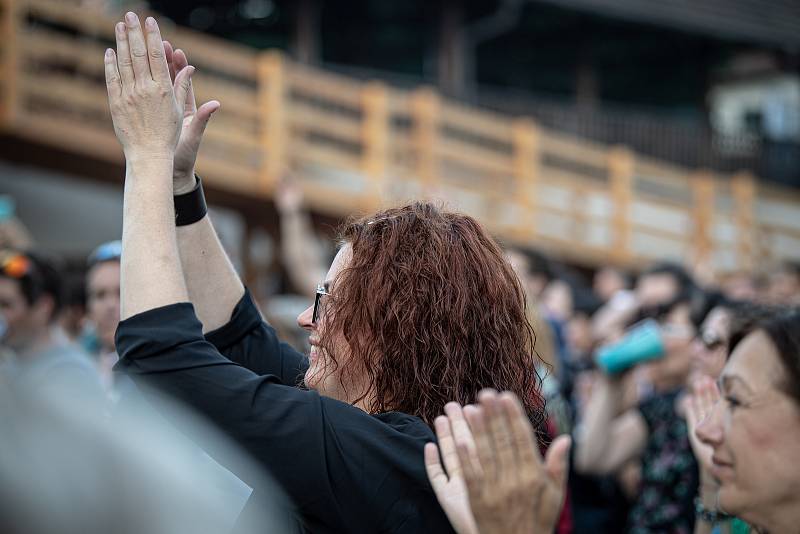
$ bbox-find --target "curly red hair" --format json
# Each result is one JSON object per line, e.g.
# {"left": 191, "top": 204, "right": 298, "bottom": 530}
{"left": 319, "top": 202, "right": 544, "bottom": 428}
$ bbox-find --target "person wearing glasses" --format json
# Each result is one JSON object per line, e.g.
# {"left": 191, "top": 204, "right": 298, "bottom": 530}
{"left": 104, "top": 14, "right": 544, "bottom": 532}
{"left": 0, "top": 250, "right": 104, "bottom": 406}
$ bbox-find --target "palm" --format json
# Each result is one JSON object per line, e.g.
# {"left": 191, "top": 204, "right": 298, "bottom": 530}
{"left": 163, "top": 40, "right": 219, "bottom": 187}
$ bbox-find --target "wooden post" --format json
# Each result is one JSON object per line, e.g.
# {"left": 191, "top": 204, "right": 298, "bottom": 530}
{"left": 511, "top": 118, "right": 539, "bottom": 240}
{"left": 691, "top": 171, "right": 715, "bottom": 272}
{"left": 731, "top": 171, "right": 757, "bottom": 272}
{"left": 608, "top": 146, "right": 635, "bottom": 264}
{"left": 410, "top": 87, "right": 440, "bottom": 195}
{"left": 0, "top": 0, "right": 19, "bottom": 129}
{"left": 361, "top": 81, "right": 389, "bottom": 210}
{"left": 257, "top": 50, "right": 287, "bottom": 196}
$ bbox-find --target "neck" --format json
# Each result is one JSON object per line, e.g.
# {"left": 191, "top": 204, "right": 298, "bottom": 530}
{"left": 743, "top": 498, "right": 800, "bottom": 534}
{"left": 17, "top": 325, "right": 57, "bottom": 359}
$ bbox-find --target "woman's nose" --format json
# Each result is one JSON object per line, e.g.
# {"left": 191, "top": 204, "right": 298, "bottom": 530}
{"left": 297, "top": 305, "right": 314, "bottom": 331}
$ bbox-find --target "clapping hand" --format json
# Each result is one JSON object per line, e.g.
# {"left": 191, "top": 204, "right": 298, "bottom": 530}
{"left": 104, "top": 13, "right": 194, "bottom": 164}
{"left": 425, "top": 390, "right": 571, "bottom": 534}
{"left": 163, "top": 41, "right": 220, "bottom": 193}
{"left": 685, "top": 375, "right": 721, "bottom": 488}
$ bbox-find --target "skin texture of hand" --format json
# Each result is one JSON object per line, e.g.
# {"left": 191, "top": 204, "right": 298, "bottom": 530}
{"left": 684, "top": 375, "right": 721, "bottom": 490}
{"left": 425, "top": 390, "right": 571, "bottom": 534}
{"left": 104, "top": 13, "right": 193, "bottom": 163}
{"left": 163, "top": 41, "right": 220, "bottom": 193}
{"left": 275, "top": 175, "right": 305, "bottom": 214}
{"left": 425, "top": 403, "right": 480, "bottom": 534}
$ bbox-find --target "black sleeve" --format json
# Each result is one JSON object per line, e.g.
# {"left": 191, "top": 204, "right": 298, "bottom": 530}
{"left": 204, "top": 289, "right": 308, "bottom": 386}
{"left": 114, "top": 302, "right": 454, "bottom": 533}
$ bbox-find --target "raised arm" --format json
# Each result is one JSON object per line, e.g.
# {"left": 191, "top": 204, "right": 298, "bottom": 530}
{"left": 573, "top": 373, "right": 647, "bottom": 475}
{"left": 105, "top": 13, "right": 193, "bottom": 319}
{"left": 162, "top": 42, "right": 244, "bottom": 333}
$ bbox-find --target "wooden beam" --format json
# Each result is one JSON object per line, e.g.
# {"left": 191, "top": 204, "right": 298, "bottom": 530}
{"left": 410, "top": 87, "right": 440, "bottom": 196}
{"left": 257, "top": 50, "right": 286, "bottom": 196}
{"left": 511, "top": 118, "right": 539, "bottom": 240}
{"left": 731, "top": 171, "right": 757, "bottom": 271}
{"left": 608, "top": 146, "right": 635, "bottom": 263}
{"left": 0, "top": 0, "right": 19, "bottom": 128}
{"left": 361, "top": 81, "right": 389, "bottom": 210}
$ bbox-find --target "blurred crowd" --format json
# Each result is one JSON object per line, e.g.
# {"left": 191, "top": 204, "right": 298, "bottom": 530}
{"left": 2, "top": 178, "right": 799, "bottom": 533}
{"left": 0, "top": 9, "right": 799, "bottom": 530}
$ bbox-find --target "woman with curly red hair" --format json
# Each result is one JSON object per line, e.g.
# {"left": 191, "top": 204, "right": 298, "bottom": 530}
{"left": 106, "top": 14, "right": 543, "bottom": 533}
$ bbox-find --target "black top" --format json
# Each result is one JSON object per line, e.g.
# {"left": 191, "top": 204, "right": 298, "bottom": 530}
{"left": 115, "top": 290, "right": 455, "bottom": 534}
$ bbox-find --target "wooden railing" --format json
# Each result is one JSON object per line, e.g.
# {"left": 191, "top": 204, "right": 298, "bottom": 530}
{"left": 1, "top": 0, "right": 799, "bottom": 272}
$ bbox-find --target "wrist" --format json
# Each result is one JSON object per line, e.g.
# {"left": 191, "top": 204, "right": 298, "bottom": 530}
{"left": 174, "top": 170, "right": 196, "bottom": 195}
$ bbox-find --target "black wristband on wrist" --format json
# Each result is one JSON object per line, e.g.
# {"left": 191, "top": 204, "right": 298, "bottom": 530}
{"left": 174, "top": 174, "right": 207, "bottom": 226}
{"left": 694, "top": 496, "right": 732, "bottom": 524}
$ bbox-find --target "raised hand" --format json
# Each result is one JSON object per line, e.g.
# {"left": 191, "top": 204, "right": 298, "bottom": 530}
{"left": 685, "top": 375, "right": 721, "bottom": 488}
{"left": 426, "top": 391, "right": 571, "bottom": 534}
{"left": 105, "top": 13, "right": 194, "bottom": 162}
{"left": 424, "top": 402, "right": 480, "bottom": 534}
{"left": 462, "top": 391, "right": 570, "bottom": 534}
{"left": 163, "top": 41, "right": 220, "bottom": 193}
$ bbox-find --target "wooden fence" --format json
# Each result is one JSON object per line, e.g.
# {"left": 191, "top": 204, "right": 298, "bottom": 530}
{"left": 1, "top": 0, "right": 799, "bottom": 272}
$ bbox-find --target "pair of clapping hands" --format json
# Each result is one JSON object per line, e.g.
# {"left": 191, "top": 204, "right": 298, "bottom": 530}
{"left": 425, "top": 390, "right": 572, "bottom": 534}
{"left": 104, "top": 12, "right": 218, "bottom": 193}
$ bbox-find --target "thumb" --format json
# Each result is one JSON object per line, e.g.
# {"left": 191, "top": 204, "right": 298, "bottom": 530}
{"left": 187, "top": 100, "right": 220, "bottom": 145}
{"left": 174, "top": 65, "right": 196, "bottom": 113}
{"left": 544, "top": 434, "right": 571, "bottom": 491}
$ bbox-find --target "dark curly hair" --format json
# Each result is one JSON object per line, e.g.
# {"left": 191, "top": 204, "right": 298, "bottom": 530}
{"left": 317, "top": 202, "right": 545, "bottom": 429}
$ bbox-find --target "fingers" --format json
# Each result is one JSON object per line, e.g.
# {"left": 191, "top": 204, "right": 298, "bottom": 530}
{"left": 123, "top": 12, "right": 151, "bottom": 85}
{"left": 186, "top": 100, "right": 220, "bottom": 143}
{"left": 114, "top": 21, "right": 134, "bottom": 90}
{"left": 143, "top": 17, "right": 169, "bottom": 85}
{"left": 544, "top": 434, "right": 571, "bottom": 495}
{"left": 164, "top": 40, "right": 176, "bottom": 81}
{"left": 173, "top": 65, "right": 196, "bottom": 116}
{"left": 481, "top": 390, "right": 516, "bottom": 482}
{"left": 434, "top": 414, "right": 462, "bottom": 479}
{"left": 500, "top": 392, "right": 542, "bottom": 472}
{"left": 104, "top": 48, "right": 122, "bottom": 100}
{"left": 424, "top": 442, "right": 447, "bottom": 491}
{"left": 464, "top": 403, "right": 496, "bottom": 483}
{"left": 173, "top": 48, "right": 197, "bottom": 114}
{"left": 445, "top": 402, "right": 478, "bottom": 470}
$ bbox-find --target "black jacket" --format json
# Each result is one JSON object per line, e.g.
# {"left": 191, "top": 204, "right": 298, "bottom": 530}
{"left": 115, "top": 290, "right": 454, "bottom": 534}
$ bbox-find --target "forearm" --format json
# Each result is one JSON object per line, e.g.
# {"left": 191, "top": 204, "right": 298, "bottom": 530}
{"left": 280, "top": 208, "right": 325, "bottom": 296}
{"left": 121, "top": 157, "right": 188, "bottom": 320}
{"left": 176, "top": 212, "right": 244, "bottom": 332}
{"left": 573, "top": 375, "right": 622, "bottom": 472}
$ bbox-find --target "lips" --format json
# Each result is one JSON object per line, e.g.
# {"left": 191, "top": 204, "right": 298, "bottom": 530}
{"left": 710, "top": 456, "right": 734, "bottom": 480}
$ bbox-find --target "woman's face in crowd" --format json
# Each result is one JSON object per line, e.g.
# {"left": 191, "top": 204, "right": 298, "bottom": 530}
{"left": 297, "top": 245, "right": 359, "bottom": 402}
{"left": 87, "top": 261, "right": 121, "bottom": 352}
{"left": 690, "top": 307, "right": 730, "bottom": 380}
{"left": 647, "top": 303, "right": 694, "bottom": 387}
{"left": 696, "top": 331, "right": 800, "bottom": 523}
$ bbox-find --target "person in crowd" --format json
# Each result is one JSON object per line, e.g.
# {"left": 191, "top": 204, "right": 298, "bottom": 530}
{"left": 103, "top": 14, "right": 544, "bottom": 532}
{"left": 505, "top": 247, "right": 554, "bottom": 302}
{"left": 692, "top": 309, "right": 800, "bottom": 534}
{"left": 573, "top": 284, "right": 704, "bottom": 533}
{"left": 0, "top": 249, "right": 105, "bottom": 405}
{"left": 275, "top": 175, "right": 329, "bottom": 299}
{"left": 593, "top": 266, "right": 632, "bottom": 305}
{"left": 425, "top": 390, "right": 571, "bottom": 534}
{"left": 84, "top": 240, "right": 123, "bottom": 391}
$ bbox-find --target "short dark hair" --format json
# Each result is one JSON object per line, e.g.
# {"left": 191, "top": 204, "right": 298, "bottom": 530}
{"left": 0, "top": 250, "right": 63, "bottom": 320}
{"left": 729, "top": 308, "right": 800, "bottom": 404}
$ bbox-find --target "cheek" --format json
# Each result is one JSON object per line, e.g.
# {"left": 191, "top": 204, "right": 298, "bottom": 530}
{"left": 725, "top": 410, "right": 800, "bottom": 500}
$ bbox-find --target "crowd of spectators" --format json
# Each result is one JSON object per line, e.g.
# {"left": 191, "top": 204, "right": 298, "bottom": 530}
{"left": 1, "top": 11, "right": 800, "bottom": 534}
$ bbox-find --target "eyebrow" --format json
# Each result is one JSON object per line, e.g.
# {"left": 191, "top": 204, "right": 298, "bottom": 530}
{"left": 719, "top": 374, "right": 753, "bottom": 394}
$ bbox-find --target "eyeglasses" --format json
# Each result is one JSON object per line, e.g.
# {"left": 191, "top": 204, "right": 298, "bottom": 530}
{"left": 0, "top": 251, "right": 32, "bottom": 280}
{"left": 697, "top": 330, "right": 725, "bottom": 352}
{"left": 87, "top": 240, "right": 122, "bottom": 267}
{"left": 312, "top": 284, "right": 330, "bottom": 324}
